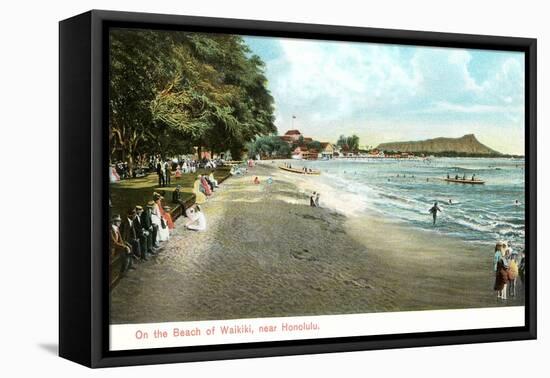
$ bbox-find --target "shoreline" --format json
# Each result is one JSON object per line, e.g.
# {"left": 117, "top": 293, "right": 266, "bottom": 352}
{"left": 110, "top": 162, "right": 523, "bottom": 325}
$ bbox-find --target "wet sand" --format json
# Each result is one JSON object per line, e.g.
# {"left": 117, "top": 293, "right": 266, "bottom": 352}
{"left": 110, "top": 162, "right": 523, "bottom": 324}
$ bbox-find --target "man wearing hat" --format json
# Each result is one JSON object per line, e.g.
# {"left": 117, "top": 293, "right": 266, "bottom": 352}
{"left": 164, "top": 160, "right": 171, "bottom": 186}
{"left": 120, "top": 208, "right": 141, "bottom": 262}
{"left": 141, "top": 201, "right": 159, "bottom": 250}
{"left": 110, "top": 214, "right": 135, "bottom": 273}
{"left": 156, "top": 159, "right": 165, "bottom": 187}
{"left": 133, "top": 205, "right": 152, "bottom": 260}
{"left": 172, "top": 185, "right": 187, "bottom": 213}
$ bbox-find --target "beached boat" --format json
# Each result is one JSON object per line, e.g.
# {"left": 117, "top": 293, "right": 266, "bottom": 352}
{"left": 279, "top": 166, "right": 321, "bottom": 175}
{"left": 444, "top": 178, "right": 485, "bottom": 184}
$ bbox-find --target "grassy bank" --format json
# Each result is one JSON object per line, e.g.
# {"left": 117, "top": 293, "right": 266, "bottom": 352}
{"left": 109, "top": 167, "right": 231, "bottom": 217}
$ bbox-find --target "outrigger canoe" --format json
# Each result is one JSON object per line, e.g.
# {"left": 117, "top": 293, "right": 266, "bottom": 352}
{"left": 279, "top": 166, "right": 321, "bottom": 175}
{"left": 444, "top": 178, "right": 485, "bottom": 184}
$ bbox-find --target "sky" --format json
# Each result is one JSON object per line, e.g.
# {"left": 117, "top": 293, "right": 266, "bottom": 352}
{"left": 244, "top": 36, "right": 525, "bottom": 155}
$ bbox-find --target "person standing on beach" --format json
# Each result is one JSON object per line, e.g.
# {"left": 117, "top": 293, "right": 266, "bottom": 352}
{"left": 519, "top": 250, "right": 526, "bottom": 284}
{"left": 507, "top": 249, "right": 519, "bottom": 297}
{"left": 429, "top": 202, "right": 442, "bottom": 225}
{"left": 310, "top": 192, "right": 317, "bottom": 207}
{"left": 493, "top": 242, "right": 510, "bottom": 300}
{"left": 315, "top": 192, "right": 320, "bottom": 207}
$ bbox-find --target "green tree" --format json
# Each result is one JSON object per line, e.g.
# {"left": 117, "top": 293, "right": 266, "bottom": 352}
{"left": 109, "top": 30, "right": 276, "bottom": 171}
{"left": 247, "top": 135, "right": 292, "bottom": 159}
{"left": 336, "top": 134, "right": 360, "bottom": 152}
{"left": 306, "top": 140, "right": 322, "bottom": 151}
{"left": 109, "top": 30, "right": 179, "bottom": 171}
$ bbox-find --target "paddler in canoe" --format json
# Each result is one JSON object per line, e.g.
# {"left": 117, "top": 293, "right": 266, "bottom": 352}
{"left": 444, "top": 173, "right": 485, "bottom": 184}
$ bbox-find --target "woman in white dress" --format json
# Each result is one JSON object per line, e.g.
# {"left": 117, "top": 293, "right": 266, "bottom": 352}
{"left": 208, "top": 172, "right": 219, "bottom": 188}
{"left": 150, "top": 197, "right": 170, "bottom": 242}
{"left": 185, "top": 206, "right": 207, "bottom": 232}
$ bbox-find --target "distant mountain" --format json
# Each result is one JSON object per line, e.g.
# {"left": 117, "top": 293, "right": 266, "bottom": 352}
{"left": 376, "top": 134, "right": 500, "bottom": 155}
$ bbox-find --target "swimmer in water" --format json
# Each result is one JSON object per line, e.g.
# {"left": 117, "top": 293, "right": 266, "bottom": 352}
{"left": 429, "top": 202, "right": 442, "bottom": 225}
{"left": 448, "top": 199, "right": 453, "bottom": 205}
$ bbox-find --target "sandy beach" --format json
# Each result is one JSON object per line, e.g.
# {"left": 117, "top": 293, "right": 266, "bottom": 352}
{"left": 110, "top": 162, "right": 523, "bottom": 324}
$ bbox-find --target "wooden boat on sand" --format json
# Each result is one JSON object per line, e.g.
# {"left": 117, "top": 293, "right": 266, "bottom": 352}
{"left": 444, "top": 178, "right": 485, "bottom": 184}
{"left": 279, "top": 166, "right": 321, "bottom": 175}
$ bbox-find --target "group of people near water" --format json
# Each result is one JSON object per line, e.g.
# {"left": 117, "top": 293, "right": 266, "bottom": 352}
{"left": 493, "top": 241, "right": 525, "bottom": 300}
{"left": 310, "top": 191, "right": 321, "bottom": 207}
{"left": 447, "top": 172, "right": 478, "bottom": 181}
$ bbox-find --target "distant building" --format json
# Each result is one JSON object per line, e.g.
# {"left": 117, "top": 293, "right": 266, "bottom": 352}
{"left": 306, "top": 149, "right": 318, "bottom": 160}
{"left": 368, "top": 149, "right": 384, "bottom": 158}
{"left": 292, "top": 146, "right": 318, "bottom": 160}
{"left": 284, "top": 129, "right": 302, "bottom": 142}
{"left": 280, "top": 135, "right": 294, "bottom": 144}
{"left": 292, "top": 146, "right": 306, "bottom": 160}
{"left": 319, "top": 142, "right": 334, "bottom": 159}
{"left": 199, "top": 151, "right": 212, "bottom": 160}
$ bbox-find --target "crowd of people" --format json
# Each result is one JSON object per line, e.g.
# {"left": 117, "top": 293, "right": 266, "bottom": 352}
{"left": 109, "top": 155, "right": 224, "bottom": 185}
{"left": 153, "top": 156, "right": 223, "bottom": 187}
{"left": 110, "top": 191, "right": 176, "bottom": 274}
{"left": 493, "top": 240, "right": 525, "bottom": 300}
{"left": 109, "top": 161, "right": 149, "bottom": 182}
{"left": 110, "top": 184, "right": 219, "bottom": 276}
{"left": 109, "top": 156, "right": 228, "bottom": 278}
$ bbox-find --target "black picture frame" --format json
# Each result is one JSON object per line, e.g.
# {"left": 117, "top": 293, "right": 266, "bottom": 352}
{"left": 59, "top": 9, "right": 537, "bottom": 368}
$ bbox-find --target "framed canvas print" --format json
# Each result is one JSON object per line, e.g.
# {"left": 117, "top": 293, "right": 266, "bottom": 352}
{"left": 59, "top": 10, "right": 537, "bottom": 368}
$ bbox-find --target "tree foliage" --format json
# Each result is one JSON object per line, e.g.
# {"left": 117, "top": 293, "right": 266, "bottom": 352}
{"left": 306, "top": 140, "right": 322, "bottom": 151}
{"left": 109, "top": 29, "right": 276, "bottom": 169}
{"left": 336, "top": 134, "right": 360, "bottom": 152}
{"left": 247, "top": 135, "right": 291, "bottom": 158}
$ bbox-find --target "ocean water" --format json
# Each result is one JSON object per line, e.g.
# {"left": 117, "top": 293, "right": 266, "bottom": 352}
{"left": 293, "top": 157, "right": 526, "bottom": 250}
